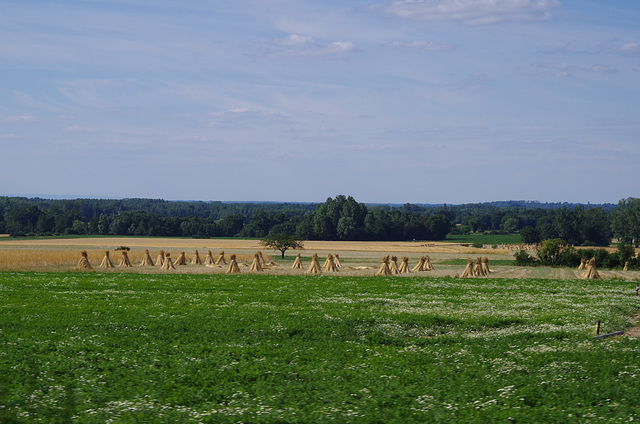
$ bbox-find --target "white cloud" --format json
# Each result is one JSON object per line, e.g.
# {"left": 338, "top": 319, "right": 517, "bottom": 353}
{"left": 280, "top": 34, "right": 316, "bottom": 46}
{"left": 206, "top": 107, "right": 286, "bottom": 126}
{"left": 599, "top": 39, "right": 640, "bottom": 56}
{"left": 65, "top": 126, "right": 101, "bottom": 133}
{"left": 383, "top": 40, "right": 456, "bottom": 51}
{"left": 369, "top": 0, "right": 560, "bottom": 25}
{"left": 255, "top": 34, "right": 359, "bottom": 59}
{"left": 3, "top": 115, "right": 38, "bottom": 122}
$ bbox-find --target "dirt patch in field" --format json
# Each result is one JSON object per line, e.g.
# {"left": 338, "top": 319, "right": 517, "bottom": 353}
{"left": 625, "top": 315, "right": 640, "bottom": 338}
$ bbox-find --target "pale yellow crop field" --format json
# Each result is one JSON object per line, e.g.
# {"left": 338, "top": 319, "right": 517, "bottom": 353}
{"left": 0, "top": 236, "right": 636, "bottom": 279}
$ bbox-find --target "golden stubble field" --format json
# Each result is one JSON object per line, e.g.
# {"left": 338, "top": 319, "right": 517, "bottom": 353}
{"left": 0, "top": 236, "right": 637, "bottom": 280}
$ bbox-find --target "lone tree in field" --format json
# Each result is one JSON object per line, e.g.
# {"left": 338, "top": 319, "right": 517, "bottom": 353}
{"left": 260, "top": 232, "right": 304, "bottom": 259}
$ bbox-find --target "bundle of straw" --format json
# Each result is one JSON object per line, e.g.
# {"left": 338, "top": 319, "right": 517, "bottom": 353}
{"left": 204, "top": 250, "right": 216, "bottom": 265}
{"left": 100, "top": 251, "right": 114, "bottom": 268}
{"left": 119, "top": 251, "right": 132, "bottom": 268}
{"left": 412, "top": 256, "right": 426, "bottom": 272}
{"left": 324, "top": 254, "right": 338, "bottom": 272}
{"left": 161, "top": 253, "right": 176, "bottom": 270}
{"left": 77, "top": 251, "right": 92, "bottom": 270}
{"left": 460, "top": 258, "right": 475, "bottom": 278}
{"left": 306, "top": 253, "right": 322, "bottom": 274}
{"left": 376, "top": 255, "right": 392, "bottom": 276}
{"left": 474, "top": 257, "right": 485, "bottom": 276}
{"left": 227, "top": 254, "right": 240, "bottom": 274}
{"left": 423, "top": 255, "right": 434, "bottom": 271}
{"left": 191, "top": 250, "right": 203, "bottom": 265}
{"left": 389, "top": 256, "right": 399, "bottom": 274}
{"left": 398, "top": 256, "right": 410, "bottom": 273}
{"left": 581, "top": 257, "right": 600, "bottom": 279}
{"left": 291, "top": 252, "right": 303, "bottom": 269}
{"left": 216, "top": 251, "right": 227, "bottom": 265}
{"left": 174, "top": 251, "right": 187, "bottom": 266}
{"left": 156, "top": 250, "right": 165, "bottom": 267}
{"left": 140, "top": 249, "right": 154, "bottom": 266}
{"left": 249, "top": 252, "right": 263, "bottom": 272}
{"left": 481, "top": 257, "right": 491, "bottom": 274}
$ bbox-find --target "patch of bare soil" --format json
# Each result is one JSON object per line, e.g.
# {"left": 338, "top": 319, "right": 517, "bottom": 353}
{"left": 625, "top": 315, "right": 640, "bottom": 338}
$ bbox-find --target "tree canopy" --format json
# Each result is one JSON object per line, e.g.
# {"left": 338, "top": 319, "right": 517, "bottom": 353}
{"left": 0, "top": 195, "right": 633, "bottom": 246}
{"left": 260, "top": 233, "right": 304, "bottom": 259}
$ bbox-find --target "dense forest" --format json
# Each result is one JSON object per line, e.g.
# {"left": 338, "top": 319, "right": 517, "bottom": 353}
{"left": 1, "top": 195, "right": 639, "bottom": 247}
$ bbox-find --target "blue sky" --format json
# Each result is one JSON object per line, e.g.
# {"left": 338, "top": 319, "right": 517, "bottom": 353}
{"left": 1, "top": 0, "right": 638, "bottom": 204}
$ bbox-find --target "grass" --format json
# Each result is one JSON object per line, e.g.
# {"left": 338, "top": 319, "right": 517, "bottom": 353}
{"left": 1, "top": 272, "right": 639, "bottom": 423}
{"left": 445, "top": 233, "right": 523, "bottom": 245}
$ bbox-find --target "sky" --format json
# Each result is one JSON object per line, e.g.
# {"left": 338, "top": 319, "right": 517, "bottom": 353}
{"left": 1, "top": 0, "right": 639, "bottom": 205}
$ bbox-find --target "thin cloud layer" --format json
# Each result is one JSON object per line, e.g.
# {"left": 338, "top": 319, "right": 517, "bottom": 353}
{"left": 369, "top": 0, "right": 560, "bottom": 25}
{"left": 254, "top": 34, "right": 359, "bottom": 59}
{"left": 383, "top": 40, "right": 457, "bottom": 51}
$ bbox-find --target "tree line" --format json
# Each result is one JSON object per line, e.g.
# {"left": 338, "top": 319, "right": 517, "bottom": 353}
{"left": 1, "top": 195, "right": 639, "bottom": 246}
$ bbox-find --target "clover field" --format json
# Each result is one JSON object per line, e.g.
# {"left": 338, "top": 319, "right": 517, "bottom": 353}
{"left": 1, "top": 272, "right": 639, "bottom": 423}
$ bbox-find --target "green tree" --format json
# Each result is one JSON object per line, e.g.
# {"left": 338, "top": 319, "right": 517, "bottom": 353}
{"left": 313, "top": 195, "right": 367, "bottom": 240}
{"left": 427, "top": 214, "right": 453, "bottom": 240}
{"left": 520, "top": 226, "right": 540, "bottom": 244}
{"left": 617, "top": 243, "right": 636, "bottom": 263}
{"left": 260, "top": 232, "right": 304, "bottom": 259}
{"left": 612, "top": 198, "right": 640, "bottom": 247}
{"left": 537, "top": 238, "right": 569, "bottom": 265}
{"left": 501, "top": 216, "right": 519, "bottom": 233}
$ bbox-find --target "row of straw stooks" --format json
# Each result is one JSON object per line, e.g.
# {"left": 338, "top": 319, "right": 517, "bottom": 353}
{"left": 74, "top": 251, "right": 605, "bottom": 279}
{"left": 77, "top": 251, "right": 442, "bottom": 276}
{"left": 77, "top": 249, "right": 266, "bottom": 273}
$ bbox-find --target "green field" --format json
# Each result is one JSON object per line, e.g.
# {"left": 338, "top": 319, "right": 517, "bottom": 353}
{"left": 1, "top": 272, "right": 639, "bottom": 423}
{"left": 445, "top": 233, "right": 523, "bottom": 245}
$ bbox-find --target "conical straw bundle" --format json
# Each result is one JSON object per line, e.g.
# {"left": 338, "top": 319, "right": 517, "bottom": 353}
{"left": 77, "top": 251, "right": 92, "bottom": 270}
{"left": 118, "top": 251, "right": 132, "bottom": 268}
{"left": 398, "top": 256, "right": 410, "bottom": 273}
{"left": 578, "top": 258, "right": 586, "bottom": 270}
{"left": 324, "top": 254, "right": 338, "bottom": 272}
{"left": 156, "top": 250, "right": 165, "bottom": 267}
{"left": 481, "top": 257, "right": 491, "bottom": 274}
{"left": 191, "top": 250, "right": 202, "bottom": 265}
{"left": 306, "top": 253, "right": 322, "bottom": 274}
{"left": 292, "top": 252, "right": 303, "bottom": 269}
{"left": 174, "top": 251, "right": 187, "bottom": 266}
{"left": 581, "top": 257, "right": 600, "bottom": 279}
{"left": 161, "top": 253, "right": 176, "bottom": 270}
{"left": 412, "top": 256, "right": 426, "bottom": 272}
{"left": 249, "top": 252, "right": 263, "bottom": 272}
{"left": 227, "top": 254, "right": 241, "bottom": 274}
{"left": 140, "top": 249, "right": 155, "bottom": 266}
{"left": 204, "top": 250, "right": 216, "bottom": 265}
{"left": 216, "top": 251, "right": 227, "bottom": 265}
{"left": 423, "top": 255, "right": 434, "bottom": 271}
{"left": 389, "top": 256, "right": 399, "bottom": 274}
{"left": 334, "top": 254, "right": 342, "bottom": 268}
{"left": 474, "top": 257, "right": 485, "bottom": 276}
{"left": 460, "top": 258, "right": 475, "bottom": 278}
{"left": 100, "top": 251, "right": 114, "bottom": 268}
{"left": 376, "top": 255, "right": 392, "bottom": 276}
{"left": 623, "top": 261, "right": 629, "bottom": 271}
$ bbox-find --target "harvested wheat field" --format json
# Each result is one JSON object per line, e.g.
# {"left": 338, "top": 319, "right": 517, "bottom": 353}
{"left": 0, "top": 236, "right": 638, "bottom": 280}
